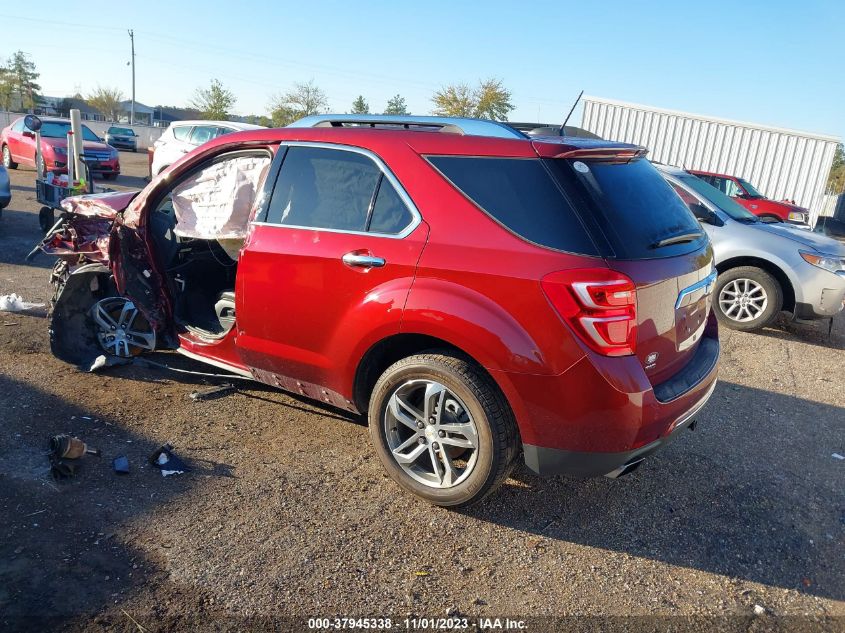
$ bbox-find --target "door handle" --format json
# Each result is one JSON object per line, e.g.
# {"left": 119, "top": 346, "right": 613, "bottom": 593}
{"left": 342, "top": 252, "right": 386, "bottom": 269}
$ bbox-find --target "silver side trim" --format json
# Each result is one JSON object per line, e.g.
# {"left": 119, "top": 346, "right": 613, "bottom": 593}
{"left": 176, "top": 346, "right": 254, "bottom": 379}
{"left": 287, "top": 114, "right": 526, "bottom": 140}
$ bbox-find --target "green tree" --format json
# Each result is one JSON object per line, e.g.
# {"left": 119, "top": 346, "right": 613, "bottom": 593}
{"left": 431, "top": 78, "right": 513, "bottom": 121}
{"left": 269, "top": 80, "right": 328, "bottom": 127}
{"left": 190, "top": 79, "right": 236, "bottom": 120}
{"left": 0, "top": 51, "right": 41, "bottom": 112}
{"left": 827, "top": 143, "right": 845, "bottom": 194}
{"left": 86, "top": 86, "right": 125, "bottom": 121}
{"left": 351, "top": 95, "right": 369, "bottom": 114}
{"left": 383, "top": 94, "right": 409, "bottom": 115}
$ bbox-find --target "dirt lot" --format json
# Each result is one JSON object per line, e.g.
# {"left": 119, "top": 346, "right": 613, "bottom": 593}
{"left": 0, "top": 153, "right": 843, "bottom": 632}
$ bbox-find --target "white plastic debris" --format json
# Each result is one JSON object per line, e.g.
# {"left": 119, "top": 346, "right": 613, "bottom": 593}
{"left": 0, "top": 293, "right": 45, "bottom": 312}
{"left": 157, "top": 452, "right": 185, "bottom": 477}
{"left": 753, "top": 605, "right": 766, "bottom": 616}
{"left": 833, "top": 453, "right": 844, "bottom": 460}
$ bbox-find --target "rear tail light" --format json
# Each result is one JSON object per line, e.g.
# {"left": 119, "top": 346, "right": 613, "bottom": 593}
{"left": 541, "top": 268, "right": 637, "bottom": 357}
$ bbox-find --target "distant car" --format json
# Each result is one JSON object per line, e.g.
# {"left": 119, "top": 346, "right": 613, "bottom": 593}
{"left": 1, "top": 116, "right": 120, "bottom": 180}
{"left": 104, "top": 126, "right": 137, "bottom": 152}
{"left": 689, "top": 169, "right": 809, "bottom": 225}
{"left": 660, "top": 165, "right": 845, "bottom": 330}
{"left": 0, "top": 164, "right": 10, "bottom": 216}
{"left": 149, "top": 120, "right": 265, "bottom": 177}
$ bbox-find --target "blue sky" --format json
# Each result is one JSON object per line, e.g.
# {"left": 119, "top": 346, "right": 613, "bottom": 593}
{"left": 1, "top": 1, "right": 842, "bottom": 139}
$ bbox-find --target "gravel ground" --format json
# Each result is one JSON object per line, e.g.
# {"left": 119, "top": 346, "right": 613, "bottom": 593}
{"left": 0, "top": 153, "right": 843, "bottom": 632}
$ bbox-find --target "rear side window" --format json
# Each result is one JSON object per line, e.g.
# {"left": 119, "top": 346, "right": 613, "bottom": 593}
{"left": 427, "top": 156, "right": 599, "bottom": 256}
{"left": 368, "top": 179, "right": 413, "bottom": 234}
{"left": 266, "top": 146, "right": 381, "bottom": 231}
{"left": 172, "top": 125, "right": 191, "bottom": 142}
{"left": 547, "top": 158, "right": 704, "bottom": 259}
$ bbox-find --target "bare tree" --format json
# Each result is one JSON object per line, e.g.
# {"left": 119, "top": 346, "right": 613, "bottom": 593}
{"left": 269, "top": 80, "right": 328, "bottom": 127}
{"left": 431, "top": 78, "right": 513, "bottom": 121}
{"left": 86, "top": 86, "right": 125, "bottom": 121}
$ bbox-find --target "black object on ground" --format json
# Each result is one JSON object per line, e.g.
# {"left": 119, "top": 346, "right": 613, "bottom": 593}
{"left": 189, "top": 383, "right": 236, "bottom": 401}
{"left": 148, "top": 443, "right": 190, "bottom": 476}
{"left": 112, "top": 455, "right": 130, "bottom": 474}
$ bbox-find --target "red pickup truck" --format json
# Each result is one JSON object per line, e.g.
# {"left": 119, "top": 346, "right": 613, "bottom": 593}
{"left": 689, "top": 170, "right": 808, "bottom": 224}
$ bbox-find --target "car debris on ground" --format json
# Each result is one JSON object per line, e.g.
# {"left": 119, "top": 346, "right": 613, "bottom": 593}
{"left": 0, "top": 293, "right": 45, "bottom": 313}
{"left": 48, "top": 434, "right": 100, "bottom": 479}
{"left": 189, "top": 383, "right": 236, "bottom": 401}
{"left": 148, "top": 443, "right": 189, "bottom": 477}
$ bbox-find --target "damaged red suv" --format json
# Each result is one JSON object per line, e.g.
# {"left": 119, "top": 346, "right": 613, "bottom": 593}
{"left": 41, "top": 115, "right": 719, "bottom": 507}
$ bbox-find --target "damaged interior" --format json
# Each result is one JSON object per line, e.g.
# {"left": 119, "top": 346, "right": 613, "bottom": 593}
{"left": 148, "top": 151, "right": 271, "bottom": 339}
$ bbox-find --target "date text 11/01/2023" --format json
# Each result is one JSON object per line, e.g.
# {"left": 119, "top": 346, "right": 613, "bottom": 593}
{"left": 307, "top": 617, "right": 528, "bottom": 630}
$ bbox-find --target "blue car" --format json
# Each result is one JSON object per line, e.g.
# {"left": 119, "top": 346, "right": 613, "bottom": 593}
{"left": 0, "top": 164, "right": 11, "bottom": 216}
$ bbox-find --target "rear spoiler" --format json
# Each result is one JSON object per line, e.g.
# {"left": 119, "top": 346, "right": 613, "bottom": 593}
{"left": 532, "top": 140, "right": 648, "bottom": 162}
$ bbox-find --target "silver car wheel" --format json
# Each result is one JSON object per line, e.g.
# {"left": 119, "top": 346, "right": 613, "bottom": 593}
{"left": 719, "top": 278, "right": 768, "bottom": 323}
{"left": 383, "top": 379, "right": 479, "bottom": 489}
{"left": 91, "top": 297, "right": 156, "bottom": 357}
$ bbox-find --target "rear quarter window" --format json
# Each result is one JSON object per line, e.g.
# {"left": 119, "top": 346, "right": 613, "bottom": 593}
{"left": 427, "top": 156, "right": 599, "bottom": 256}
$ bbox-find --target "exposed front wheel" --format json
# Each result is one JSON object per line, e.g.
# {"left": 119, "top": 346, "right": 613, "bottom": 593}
{"left": 714, "top": 266, "right": 783, "bottom": 331}
{"left": 2, "top": 145, "right": 16, "bottom": 169}
{"left": 368, "top": 351, "right": 518, "bottom": 508}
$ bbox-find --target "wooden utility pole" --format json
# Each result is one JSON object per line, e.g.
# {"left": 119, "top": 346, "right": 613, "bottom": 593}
{"left": 128, "top": 29, "right": 136, "bottom": 125}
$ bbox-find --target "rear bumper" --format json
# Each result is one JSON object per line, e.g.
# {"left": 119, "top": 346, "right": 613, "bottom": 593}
{"left": 523, "top": 377, "right": 717, "bottom": 477}
{"left": 506, "top": 320, "right": 720, "bottom": 477}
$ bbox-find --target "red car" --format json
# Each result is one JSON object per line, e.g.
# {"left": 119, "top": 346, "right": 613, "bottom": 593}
{"left": 689, "top": 170, "right": 808, "bottom": 224}
{"left": 42, "top": 115, "right": 719, "bottom": 507}
{"left": 1, "top": 116, "right": 120, "bottom": 180}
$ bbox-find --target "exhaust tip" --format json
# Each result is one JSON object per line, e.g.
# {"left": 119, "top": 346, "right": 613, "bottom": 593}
{"left": 604, "top": 457, "right": 645, "bottom": 479}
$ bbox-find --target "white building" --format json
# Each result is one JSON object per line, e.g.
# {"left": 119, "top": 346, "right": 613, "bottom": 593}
{"left": 580, "top": 96, "right": 840, "bottom": 224}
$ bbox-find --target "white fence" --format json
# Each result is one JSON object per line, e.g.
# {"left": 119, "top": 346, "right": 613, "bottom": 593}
{"left": 0, "top": 111, "right": 164, "bottom": 150}
{"left": 581, "top": 96, "right": 840, "bottom": 224}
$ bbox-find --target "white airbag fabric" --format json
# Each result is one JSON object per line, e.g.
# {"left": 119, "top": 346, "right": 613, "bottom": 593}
{"left": 172, "top": 155, "right": 270, "bottom": 239}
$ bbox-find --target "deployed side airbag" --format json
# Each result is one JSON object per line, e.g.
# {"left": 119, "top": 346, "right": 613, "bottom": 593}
{"left": 172, "top": 155, "right": 270, "bottom": 239}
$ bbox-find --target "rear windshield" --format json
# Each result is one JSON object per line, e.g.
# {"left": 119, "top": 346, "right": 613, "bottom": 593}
{"left": 546, "top": 158, "right": 705, "bottom": 259}
{"left": 428, "top": 156, "right": 705, "bottom": 259}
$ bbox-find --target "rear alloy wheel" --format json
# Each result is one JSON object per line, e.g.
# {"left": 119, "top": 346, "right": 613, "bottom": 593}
{"left": 714, "top": 266, "right": 782, "bottom": 331}
{"left": 91, "top": 297, "right": 156, "bottom": 357}
{"left": 369, "top": 351, "right": 518, "bottom": 508}
{"left": 2, "top": 145, "right": 16, "bottom": 169}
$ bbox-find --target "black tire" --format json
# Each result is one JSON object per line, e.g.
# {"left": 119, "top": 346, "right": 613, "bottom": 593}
{"left": 368, "top": 350, "right": 519, "bottom": 508}
{"left": 2, "top": 144, "right": 17, "bottom": 169}
{"left": 714, "top": 266, "right": 783, "bottom": 331}
{"left": 39, "top": 207, "right": 55, "bottom": 234}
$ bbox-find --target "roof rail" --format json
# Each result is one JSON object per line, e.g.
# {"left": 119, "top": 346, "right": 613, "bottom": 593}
{"left": 287, "top": 114, "right": 526, "bottom": 140}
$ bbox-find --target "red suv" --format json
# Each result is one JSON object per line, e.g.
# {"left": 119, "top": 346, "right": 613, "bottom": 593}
{"left": 689, "top": 170, "right": 808, "bottom": 224}
{"left": 1, "top": 116, "right": 120, "bottom": 179}
{"left": 43, "top": 115, "right": 719, "bottom": 507}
